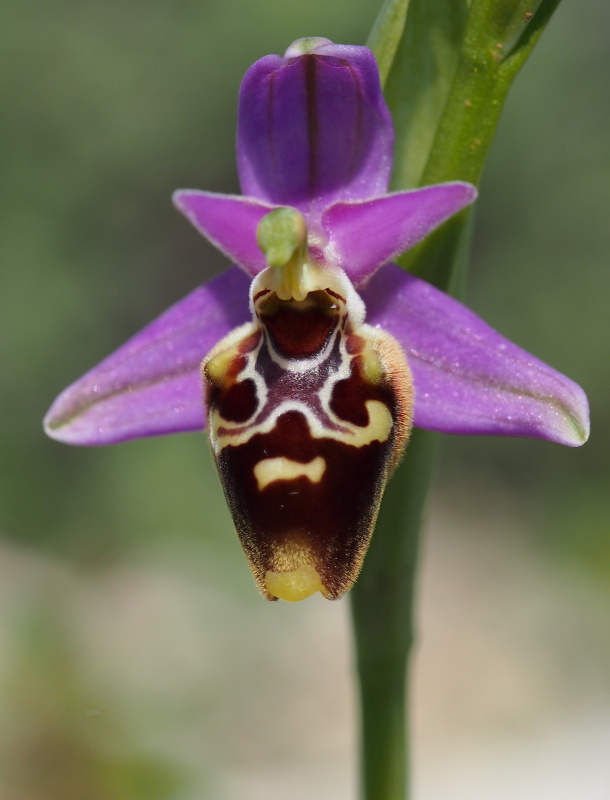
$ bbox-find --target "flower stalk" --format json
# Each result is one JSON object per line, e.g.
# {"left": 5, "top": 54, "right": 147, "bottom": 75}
{"left": 351, "top": 428, "right": 439, "bottom": 800}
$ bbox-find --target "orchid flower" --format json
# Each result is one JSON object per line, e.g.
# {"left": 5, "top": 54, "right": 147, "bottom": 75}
{"left": 44, "top": 38, "right": 589, "bottom": 602}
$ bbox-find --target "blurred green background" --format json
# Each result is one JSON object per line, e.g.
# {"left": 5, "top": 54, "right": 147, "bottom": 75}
{"left": 1, "top": 0, "right": 609, "bottom": 798}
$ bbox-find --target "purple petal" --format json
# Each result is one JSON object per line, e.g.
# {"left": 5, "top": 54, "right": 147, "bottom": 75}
{"left": 322, "top": 182, "right": 478, "bottom": 286}
{"left": 237, "top": 39, "right": 393, "bottom": 221}
{"left": 44, "top": 267, "right": 251, "bottom": 445}
{"left": 362, "top": 264, "right": 589, "bottom": 446}
{"left": 173, "top": 191, "right": 282, "bottom": 277}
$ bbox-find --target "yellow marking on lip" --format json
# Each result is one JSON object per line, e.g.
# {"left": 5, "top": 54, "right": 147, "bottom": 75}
{"left": 202, "top": 321, "right": 259, "bottom": 387}
{"left": 205, "top": 347, "right": 237, "bottom": 385}
{"left": 344, "top": 400, "right": 393, "bottom": 446}
{"left": 254, "top": 456, "right": 326, "bottom": 490}
{"left": 265, "top": 564, "right": 328, "bottom": 602}
{"left": 213, "top": 399, "right": 393, "bottom": 450}
{"left": 360, "top": 339, "right": 384, "bottom": 385}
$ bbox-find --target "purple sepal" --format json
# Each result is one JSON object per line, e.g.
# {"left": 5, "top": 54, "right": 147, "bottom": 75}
{"left": 362, "top": 264, "right": 590, "bottom": 447}
{"left": 44, "top": 267, "right": 251, "bottom": 445}
{"left": 322, "top": 182, "right": 478, "bottom": 286}
{"left": 173, "top": 190, "right": 282, "bottom": 277}
{"left": 237, "top": 40, "right": 393, "bottom": 220}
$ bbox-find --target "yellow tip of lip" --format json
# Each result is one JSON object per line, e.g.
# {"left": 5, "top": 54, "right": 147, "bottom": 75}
{"left": 265, "top": 565, "right": 326, "bottom": 602}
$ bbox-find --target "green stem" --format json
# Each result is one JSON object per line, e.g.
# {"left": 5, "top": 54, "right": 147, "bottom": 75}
{"left": 399, "top": 0, "right": 564, "bottom": 282}
{"left": 351, "top": 429, "right": 440, "bottom": 800}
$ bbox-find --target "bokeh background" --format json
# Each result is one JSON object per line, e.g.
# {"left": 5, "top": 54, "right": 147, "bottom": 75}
{"left": 1, "top": 0, "right": 609, "bottom": 798}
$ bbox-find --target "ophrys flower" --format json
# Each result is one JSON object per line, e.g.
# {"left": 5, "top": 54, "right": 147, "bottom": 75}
{"left": 44, "top": 38, "right": 589, "bottom": 601}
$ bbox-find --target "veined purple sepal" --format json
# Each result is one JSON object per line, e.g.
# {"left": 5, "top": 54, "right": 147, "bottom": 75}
{"left": 321, "top": 182, "right": 478, "bottom": 286}
{"left": 204, "top": 261, "right": 413, "bottom": 601}
{"left": 237, "top": 38, "right": 394, "bottom": 222}
{"left": 43, "top": 267, "right": 251, "bottom": 445}
{"left": 362, "top": 264, "right": 590, "bottom": 447}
